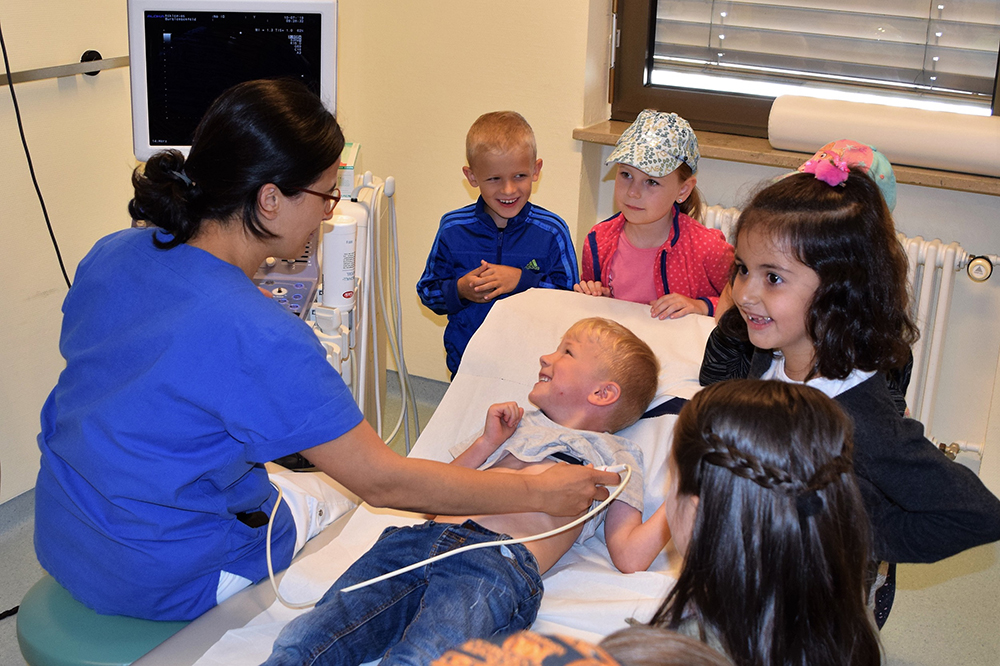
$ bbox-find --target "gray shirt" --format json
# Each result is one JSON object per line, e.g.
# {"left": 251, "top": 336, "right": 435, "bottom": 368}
{"left": 450, "top": 410, "right": 645, "bottom": 543}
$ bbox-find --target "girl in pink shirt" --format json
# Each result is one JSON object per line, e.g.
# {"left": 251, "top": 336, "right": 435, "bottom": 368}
{"left": 575, "top": 110, "right": 733, "bottom": 319}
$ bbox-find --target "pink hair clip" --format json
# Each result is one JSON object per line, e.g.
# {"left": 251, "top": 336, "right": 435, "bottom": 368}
{"left": 800, "top": 156, "right": 850, "bottom": 187}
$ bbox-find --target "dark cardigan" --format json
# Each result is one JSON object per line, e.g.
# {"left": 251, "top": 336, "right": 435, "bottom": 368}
{"left": 700, "top": 326, "right": 1000, "bottom": 563}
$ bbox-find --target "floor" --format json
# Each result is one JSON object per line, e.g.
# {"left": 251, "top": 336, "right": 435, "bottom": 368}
{"left": 2, "top": 372, "right": 999, "bottom": 665}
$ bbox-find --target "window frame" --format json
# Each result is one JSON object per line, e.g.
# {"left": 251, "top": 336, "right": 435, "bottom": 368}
{"left": 611, "top": 0, "right": 1000, "bottom": 138}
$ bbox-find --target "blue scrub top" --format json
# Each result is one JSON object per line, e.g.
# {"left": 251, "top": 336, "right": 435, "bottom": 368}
{"left": 34, "top": 227, "right": 363, "bottom": 620}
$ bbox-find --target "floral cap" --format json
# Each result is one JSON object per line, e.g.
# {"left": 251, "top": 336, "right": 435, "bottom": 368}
{"left": 798, "top": 139, "right": 897, "bottom": 211}
{"left": 607, "top": 109, "right": 699, "bottom": 177}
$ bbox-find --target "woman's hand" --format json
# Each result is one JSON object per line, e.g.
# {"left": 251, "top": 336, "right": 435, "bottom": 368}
{"left": 649, "top": 294, "right": 708, "bottom": 319}
{"left": 573, "top": 280, "right": 611, "bottom": 297}
{"left": 303, "top": 421, "right": 618, "bottom": 517}
{"left": 530, "top": 464, "right": 618, "bottom": 516}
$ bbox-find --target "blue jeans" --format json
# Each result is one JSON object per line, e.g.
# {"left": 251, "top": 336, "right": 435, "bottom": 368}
{"left": 262, "top": 520, "right": 544, "bottom": 666}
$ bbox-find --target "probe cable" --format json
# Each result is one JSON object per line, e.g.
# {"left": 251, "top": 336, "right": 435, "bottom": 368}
{"left": 0, "top": 19, "right": 72, "bottom": 290}
{"left": 341, "top": 464, "right": 632, "bottom": 593}
{"left": 266, "top": 465, "right": 631, "bottom": 608}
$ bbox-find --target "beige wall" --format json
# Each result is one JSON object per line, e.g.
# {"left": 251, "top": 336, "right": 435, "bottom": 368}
{"left": 1, "top": 0, "right": 135, "bottom": 502}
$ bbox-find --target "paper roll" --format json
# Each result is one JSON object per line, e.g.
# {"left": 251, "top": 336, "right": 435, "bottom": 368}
{"left": 768, "top": 96, "right": 1000, "bottom": 178}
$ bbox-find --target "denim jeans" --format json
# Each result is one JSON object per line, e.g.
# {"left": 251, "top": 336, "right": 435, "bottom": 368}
{"left": 262, "top": 520, "right": 544, "bottom": 666}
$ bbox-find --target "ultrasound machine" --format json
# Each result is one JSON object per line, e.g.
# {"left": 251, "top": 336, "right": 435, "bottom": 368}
{"left": 128, "top": 0, "right": 418, "bottom": 448}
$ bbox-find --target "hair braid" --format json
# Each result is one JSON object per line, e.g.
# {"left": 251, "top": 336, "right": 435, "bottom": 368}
{"left": 700, "top": 431, "right": 798, "bottom": 493}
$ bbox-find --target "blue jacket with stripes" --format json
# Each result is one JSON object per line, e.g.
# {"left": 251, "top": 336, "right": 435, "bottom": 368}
{"left": 417, "top": 197, "right": 578, "bottom": 376}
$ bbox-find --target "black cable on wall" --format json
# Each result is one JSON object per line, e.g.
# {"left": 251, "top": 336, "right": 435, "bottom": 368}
{"left": 0, "top": 19, "right": 72, "bottom": 290}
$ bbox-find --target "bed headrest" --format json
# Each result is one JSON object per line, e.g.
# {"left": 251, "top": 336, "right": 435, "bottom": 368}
{"left": 459, "top": 289, "right": 715, "bottom": 406}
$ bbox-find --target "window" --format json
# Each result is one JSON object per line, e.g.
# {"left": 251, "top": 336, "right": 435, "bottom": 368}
{"left": 612, "top": 0, "right": 1000, "bottom": 137}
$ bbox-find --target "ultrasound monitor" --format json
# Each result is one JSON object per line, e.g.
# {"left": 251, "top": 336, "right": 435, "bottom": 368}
{"left": 127, "top": 0, "right": 337, "bottom": 161}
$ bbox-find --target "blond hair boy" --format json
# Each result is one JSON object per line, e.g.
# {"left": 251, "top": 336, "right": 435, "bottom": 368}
{"left": 417, "top": 111, "right": 579, "bottom": 377}
{"left": 265, "top": 318, "right": 669, "bottom": 666}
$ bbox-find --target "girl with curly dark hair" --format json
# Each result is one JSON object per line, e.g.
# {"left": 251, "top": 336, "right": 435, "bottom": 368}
{"left": 699, "top": 166, "right": 1000, "bottom": 626}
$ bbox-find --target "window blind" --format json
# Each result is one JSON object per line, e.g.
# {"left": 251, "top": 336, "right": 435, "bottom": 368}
{"left": 652, "top": 0, "right": 1000, "bottom": 107}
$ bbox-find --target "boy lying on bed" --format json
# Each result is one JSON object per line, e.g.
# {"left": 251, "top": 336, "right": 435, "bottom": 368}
{"left": 262, "top": 317, "right": 670, "bottom": 666}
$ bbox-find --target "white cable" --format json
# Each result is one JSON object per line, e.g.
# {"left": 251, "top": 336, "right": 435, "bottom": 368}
{"left": 358, "top": 178, "right": 383, "bottom": 436}
{"left": 349, "top": 175, "right": 411, "bottom": 448}
{"left": 346, "top": 181, "right": 377, "bottom": 407}
{"left": 332, "top": 172, "right": 416, "bottom": 450}
{"left": 377, "top": 191, "right": 421, "bottom": 451}
{"left": 340, "top": 465, "right": 633, "bottom": 593}
{"left": 266, "top": 482, "right": 321, "bottom": 609}
{"left": 374, "top": 191, "right": 412, "bottom": 448}
{"left": 370, "top": 268, "right": 384, "bottom": 437}
{"left": 348, "top": 174, "right": 417, "bottom": 451}
{"left": 390, "top": 197, "right": 422, "bottom": 449}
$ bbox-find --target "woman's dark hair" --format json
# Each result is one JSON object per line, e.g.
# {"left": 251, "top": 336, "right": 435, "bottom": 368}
{"left": 721, "top": 169, "right": 918, "bottom": 378}
{"left": 128, "top": 78, "right": 345, "bottom": 249}
{"left": 651, "top": 379, "right": 881, "bottom": 666}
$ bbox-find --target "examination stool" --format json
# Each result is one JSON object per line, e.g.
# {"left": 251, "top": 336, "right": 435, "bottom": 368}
{"left": 17, "top": 575, "right": 189, "bottom": 666}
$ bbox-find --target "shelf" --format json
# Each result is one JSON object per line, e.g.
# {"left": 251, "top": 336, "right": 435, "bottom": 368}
{"left": 573, "top": 121, "right": 1000, "bottom": 198}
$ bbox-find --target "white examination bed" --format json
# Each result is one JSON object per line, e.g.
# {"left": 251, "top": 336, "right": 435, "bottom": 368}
{"left": 134, "top": 288, "right": 716, "bottom": 666}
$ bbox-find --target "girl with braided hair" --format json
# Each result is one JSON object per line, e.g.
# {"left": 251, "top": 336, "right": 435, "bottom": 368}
{"left": 653, "top": 379, "right": 881, "bottom": 666}
{"left": 699, "top": 167, "right": 1000, "bottom": 625}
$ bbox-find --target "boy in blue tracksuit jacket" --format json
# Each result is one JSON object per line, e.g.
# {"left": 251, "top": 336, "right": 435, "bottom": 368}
{"left": 417, "top": 111, "right": 578, "bottom": 376}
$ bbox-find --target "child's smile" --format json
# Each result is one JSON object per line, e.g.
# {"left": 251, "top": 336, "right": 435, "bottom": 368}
{"left": 731, "top": 229, "right": 821, "bottom": 380}
{"left": 463, "top": 146, "right": 542, "bottom": 228}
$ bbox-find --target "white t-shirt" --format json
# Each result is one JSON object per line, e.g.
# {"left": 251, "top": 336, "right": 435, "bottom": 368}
{"left": 762, "top": 354, "right": 874, "bottom": 398}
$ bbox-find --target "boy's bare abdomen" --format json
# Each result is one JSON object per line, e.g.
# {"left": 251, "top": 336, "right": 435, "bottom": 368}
{"left": 435, "top": 457, "right": 587, "bottom": 574}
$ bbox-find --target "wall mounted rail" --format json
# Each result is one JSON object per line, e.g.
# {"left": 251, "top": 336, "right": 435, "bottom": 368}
{"left": 1, "top": 53, "right": 128, "bottom": 87}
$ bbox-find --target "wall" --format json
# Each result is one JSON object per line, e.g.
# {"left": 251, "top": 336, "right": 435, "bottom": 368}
{"left": 0, "top": 1, "right": 135, "bottom": 502}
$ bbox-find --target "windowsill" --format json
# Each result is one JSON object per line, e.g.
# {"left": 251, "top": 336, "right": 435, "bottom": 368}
{"left": 573, "top": 121, "right": 1000, "bottom": 198}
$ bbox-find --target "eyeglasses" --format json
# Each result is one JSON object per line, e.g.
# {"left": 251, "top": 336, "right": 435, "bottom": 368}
{"left": 294, "top": 186, "right": 342, "bottom": 215}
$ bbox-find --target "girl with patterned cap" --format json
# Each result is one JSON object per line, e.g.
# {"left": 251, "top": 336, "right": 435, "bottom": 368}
{"left": 574, "top": 110, "right": 734, "bottom": 319}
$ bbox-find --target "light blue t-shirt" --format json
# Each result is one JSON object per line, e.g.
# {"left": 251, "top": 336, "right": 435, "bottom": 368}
{"left": 34, "top": 227, "right": 363, "bottom": 620}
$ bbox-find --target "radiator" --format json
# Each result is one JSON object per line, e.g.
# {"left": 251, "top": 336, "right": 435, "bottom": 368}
{"left": 699, "top": 203, "right": 741, "bottom": 244}
{"left": 699, "top": 204, "right": 997, "bottom": 450}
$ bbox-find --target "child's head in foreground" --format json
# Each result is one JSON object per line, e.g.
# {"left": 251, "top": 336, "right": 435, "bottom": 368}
{"left": 654, "top": 379, "right": 880, "bottom": 666}
{"left": 528, "top": 317, "right": 659, "bottom": 433}
{"left": 724, "top": 167, "right": 918, "bottom": 380}
{"left": 606, "top": 109, "right": 703, "bottom": 225}
{"left": 601, "top": 625, "right": 735, "bottom": 666}
{"left": 462, "top": 111, "right": 542, "bottom": 227}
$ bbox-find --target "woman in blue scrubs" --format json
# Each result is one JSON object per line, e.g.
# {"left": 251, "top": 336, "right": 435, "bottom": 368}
{"left": 33, "top": 79, "right": 617, "bottom": 621}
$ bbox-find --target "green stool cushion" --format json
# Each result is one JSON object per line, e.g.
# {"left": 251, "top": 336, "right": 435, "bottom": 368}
{"left": 17, "top": 575, "right": 190, "bottom": 666}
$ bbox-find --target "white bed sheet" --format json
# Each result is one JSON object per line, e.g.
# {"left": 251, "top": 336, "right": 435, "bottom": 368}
{"left": 192, "top": 289, "right": 715, "bottom": 665}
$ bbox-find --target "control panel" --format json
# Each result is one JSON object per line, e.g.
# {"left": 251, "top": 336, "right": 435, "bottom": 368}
{"left": 252, "top": 232, "right": 320, "bottom": 319}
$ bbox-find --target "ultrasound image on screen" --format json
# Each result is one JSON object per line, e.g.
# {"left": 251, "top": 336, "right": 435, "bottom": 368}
{"left": 144, "top": 10, "right": 323, "bottom": 147}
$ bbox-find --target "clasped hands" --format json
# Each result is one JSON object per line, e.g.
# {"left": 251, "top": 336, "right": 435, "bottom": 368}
{"left": 458, "top": 260, "right": 522, "bottom": 303}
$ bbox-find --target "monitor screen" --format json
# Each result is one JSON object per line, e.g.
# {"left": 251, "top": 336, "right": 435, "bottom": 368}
{"left": 127, "top": 0, "right": 336, "bottom": 161}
